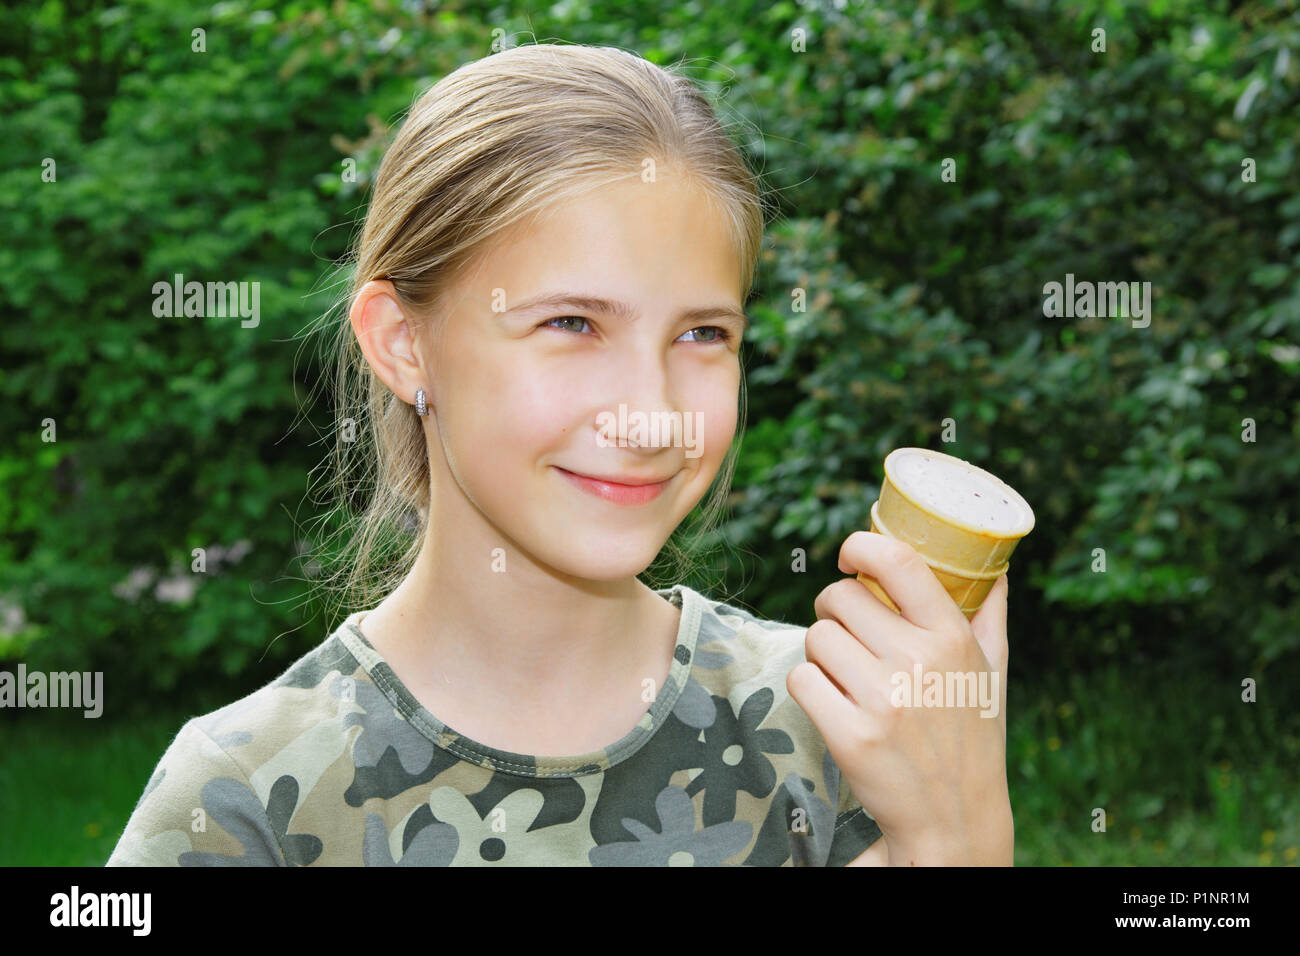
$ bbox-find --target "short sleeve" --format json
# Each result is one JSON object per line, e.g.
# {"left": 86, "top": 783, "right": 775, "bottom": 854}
{"left": 106, "top": 719, "right": 286, "bottom": 866}
{"left": 825, "top": 770, "right": 883, "bottom": 866}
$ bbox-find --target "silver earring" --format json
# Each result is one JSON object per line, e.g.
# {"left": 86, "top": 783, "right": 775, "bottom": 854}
{"left": 415, "top": 388, "right": 428, "bottom": 417}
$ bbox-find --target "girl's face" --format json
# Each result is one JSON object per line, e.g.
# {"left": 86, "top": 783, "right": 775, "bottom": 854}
{"left": 422, "top": 170, "right": 746, "bottom": 582}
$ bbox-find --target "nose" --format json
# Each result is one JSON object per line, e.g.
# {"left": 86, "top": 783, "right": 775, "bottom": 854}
{"left": 598, "top": 349, "right": 683, "bottom": 454}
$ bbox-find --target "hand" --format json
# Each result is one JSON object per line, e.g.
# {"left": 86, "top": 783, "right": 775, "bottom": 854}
{"left": 786, "top": 531, "right": 1014, "bottom": 865}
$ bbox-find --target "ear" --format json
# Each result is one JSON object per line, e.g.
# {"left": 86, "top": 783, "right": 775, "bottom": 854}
{"left": 349, "top": 280, "right": 426, "bottom": 406}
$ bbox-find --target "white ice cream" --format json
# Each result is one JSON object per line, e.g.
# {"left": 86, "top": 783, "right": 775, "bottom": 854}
{"left": 888, "top": 449, "right": 1033, "bottom": 534}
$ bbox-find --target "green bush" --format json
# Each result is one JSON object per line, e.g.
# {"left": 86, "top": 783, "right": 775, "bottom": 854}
{"left": 2, "top": 0, "right": 1296, "bottom": 709}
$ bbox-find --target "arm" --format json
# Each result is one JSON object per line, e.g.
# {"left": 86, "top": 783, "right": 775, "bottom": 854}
{"left": 847, "top": 804, "right": 1015, "bottom": 866}
{"left": 106, "top": 720, "right": 286, "bottom": 866}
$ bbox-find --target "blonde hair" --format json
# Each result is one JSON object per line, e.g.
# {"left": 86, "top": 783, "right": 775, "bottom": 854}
{"left": 300, "top": 43, "right": 769, "bottom": 622}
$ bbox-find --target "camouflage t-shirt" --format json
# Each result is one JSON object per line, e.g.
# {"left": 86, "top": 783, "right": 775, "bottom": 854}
{"left": 106, "top": 584, "right": 883, "bottom": 866}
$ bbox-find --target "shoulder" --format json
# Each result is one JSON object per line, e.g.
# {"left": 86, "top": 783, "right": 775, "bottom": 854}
{"left": 680, "top": 585, "right": 810, "bottom": 674}
{"left": 189, "top": 621, "right": 367, "bottom": 750}
{"left": 672, "top": 583, "right": 816, "bottom": 735}
{"left": 106, "top": 620, "right": 366, "bottom": 866}
{"left": 675, "top": 584, "right": 881, "bottom": 861}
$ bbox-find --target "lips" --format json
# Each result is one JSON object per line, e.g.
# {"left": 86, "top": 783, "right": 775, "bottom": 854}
{"left": 555, "top": 467, "right": 676, "bottom": 505}
{"left": 562, "top": 470, "right": 675, "bottom": 486}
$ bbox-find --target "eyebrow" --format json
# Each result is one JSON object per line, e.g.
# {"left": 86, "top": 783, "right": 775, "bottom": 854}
{"left": 503, "top": 292, "right": 749, "bottom": 330}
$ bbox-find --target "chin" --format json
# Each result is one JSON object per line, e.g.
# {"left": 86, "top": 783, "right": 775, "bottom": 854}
{"left": 545, "top": 536, "right": 667, "bottom": 583}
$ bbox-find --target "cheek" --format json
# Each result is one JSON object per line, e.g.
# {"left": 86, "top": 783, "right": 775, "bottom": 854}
{"left": 449, "top": 345, "right": 573, "bottom": 459}
{"left": 683, "top": 370, "right": 739, "bottom": 465}
{"left": 446, "top": 334, "right": 738, "bottom": 468}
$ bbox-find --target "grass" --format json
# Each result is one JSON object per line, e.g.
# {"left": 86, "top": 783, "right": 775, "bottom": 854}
{"left": 1, "top": 663, "right": 1295, "bottom": 865}
{"left": 1006, "top": 661, "right": 1300, "bottom": 865}
{"left": 0, "top": 706, "right": 195, "bottom": 866}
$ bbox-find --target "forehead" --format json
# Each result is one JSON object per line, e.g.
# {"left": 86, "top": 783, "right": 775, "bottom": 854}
{"left": 454, "top": 172, "right": 743, "bottom": 307}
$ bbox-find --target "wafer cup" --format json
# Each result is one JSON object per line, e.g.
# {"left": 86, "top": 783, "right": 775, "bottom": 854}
{"left": 856, "top": 447, "right": 1035, "bottom": 619}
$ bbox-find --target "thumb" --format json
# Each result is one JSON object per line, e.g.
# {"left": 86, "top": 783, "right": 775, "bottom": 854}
{"left": 970, "top": 574, "right": 1009, "bottom": 740}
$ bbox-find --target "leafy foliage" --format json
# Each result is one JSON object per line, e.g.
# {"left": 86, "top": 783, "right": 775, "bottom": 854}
{"left": 1, "top": 0, "right": 1296, "bottom": 706}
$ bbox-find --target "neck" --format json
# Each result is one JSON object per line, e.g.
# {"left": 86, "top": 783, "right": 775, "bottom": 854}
{"left": 360, "top": 496, "right": 678, "bottom": 713}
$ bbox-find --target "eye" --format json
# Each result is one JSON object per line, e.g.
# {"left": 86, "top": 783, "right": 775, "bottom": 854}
{"left": 541, "top": 315, "right": 592, "bottom": 334}
{"left": 676, "top": 326, "right": 732, "bottom": 345}
{"left": 540, "top": 317, "right": 734, "bottom": 345}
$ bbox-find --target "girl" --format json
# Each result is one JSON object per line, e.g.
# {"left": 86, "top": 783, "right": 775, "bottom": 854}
{"left": 108, "top": 42, "right": 1012, "bottom": 867}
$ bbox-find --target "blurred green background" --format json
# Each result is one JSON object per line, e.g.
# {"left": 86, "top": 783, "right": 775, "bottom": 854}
{"left": 1, "top": 0, "right": 1297, "bottom": 865}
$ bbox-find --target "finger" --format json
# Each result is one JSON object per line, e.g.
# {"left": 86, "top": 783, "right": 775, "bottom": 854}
{"left": 813, "top": 577, "right": 911, "bottom": 660}
{"left": 786, "top": 660, "right": 869, "bottom": 759}
{"left": 804, "top": 618, "right": 891, "bottom": 707}
{"left": 970, "top": 574, "right": 1010, "bottom": 738}
{"left": 837, "top": 531, "right": 968, "bottom": 634}
{"left": 970, "top": 574, "right": 1008, "bottom": 670}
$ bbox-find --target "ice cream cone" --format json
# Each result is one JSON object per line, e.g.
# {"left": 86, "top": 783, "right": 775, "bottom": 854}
{"left": 856, "top": 447, "right": 1034, "bottom": 619}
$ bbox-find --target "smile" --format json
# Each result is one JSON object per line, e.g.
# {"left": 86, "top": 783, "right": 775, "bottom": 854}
{"left": 554, "top": 467, "right": 676, "bottom": 506}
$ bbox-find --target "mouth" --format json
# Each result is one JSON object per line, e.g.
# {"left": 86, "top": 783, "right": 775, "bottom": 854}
{"left": 554, "top": 467, "right": 677, "bottom": 506}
